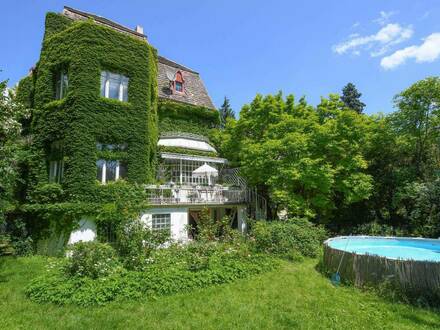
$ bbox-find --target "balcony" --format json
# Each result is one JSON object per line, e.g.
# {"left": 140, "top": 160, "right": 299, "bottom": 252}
{"left": 145, "top": 185, "right": 247, "bottom": 205}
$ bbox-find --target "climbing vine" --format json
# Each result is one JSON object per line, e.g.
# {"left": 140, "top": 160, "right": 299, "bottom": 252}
{"left": 158, "top": 99, "right": 219, "bottom": 136}
{"left": 23, "top": 13, "right": 158, "bottom": 199}
{"left": 15, "top": 13, "right": 157, "bottom": 252}
{"left": 15, "top": 12, "right": 219, "bottom": 254}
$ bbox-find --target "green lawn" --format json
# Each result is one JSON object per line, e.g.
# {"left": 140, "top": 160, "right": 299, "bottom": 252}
{"left": 1, "top": 257, "right": 439, "bottom": 329}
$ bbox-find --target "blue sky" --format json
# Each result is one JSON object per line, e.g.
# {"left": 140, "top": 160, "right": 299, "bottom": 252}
{"left": 2, "top": 0, "right": 440, "bottom": 115}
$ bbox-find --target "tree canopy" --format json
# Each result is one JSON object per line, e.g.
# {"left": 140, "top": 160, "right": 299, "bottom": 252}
{"left": 341, "top": 82, "right": 365, "bottom": 114}
{"left": 218, "top": 97, "right": 235, "bottom": 129}
{"left": 220, "top": 92, "right": 373, "bottom": 221}
{"left": 0, "top": 79, "right": 30, "bottom": 224}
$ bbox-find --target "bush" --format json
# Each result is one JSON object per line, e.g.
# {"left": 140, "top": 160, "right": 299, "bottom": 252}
{"left": 191, "top": 208, "right": 239, "bottom": 242}
{"left": 115, "top": 218, "right": 170, "bottom": 271}
{"left": 26, "top": 241, "right": 278, "bottom": 306}
{"left": 1, "top": 218, "right": 34, "bottom": 256}
{"left": 65, "top": 241, "right": 122, "bottom": 279}
{"left": 394, "top": 180, "right": 440, "bottom": 238}
{"left": 251, "top": 218, "right": 327, "bottom": 259}
{"left": 28, "top": 183, "right": 65, "bottom": 204}
{"left": 350, "top": 222, "right": 405, "bottom": 237}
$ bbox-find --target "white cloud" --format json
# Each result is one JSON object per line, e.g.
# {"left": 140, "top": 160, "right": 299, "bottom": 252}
{"left": 374, "top": 11, "right": 397, "bottom": 26}
{"left": 381, "top": 33, "right": 440, "bottom": 69}
{"left": 421, "top": 11, "right": 430, "bottom": 20}
{"left": 333, "top": 23, "right": 413, "bottom": 56}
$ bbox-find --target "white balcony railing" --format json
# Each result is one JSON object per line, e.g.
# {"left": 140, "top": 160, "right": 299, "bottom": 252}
{"left": 145, "top": 185, "right": 247, "bottom": 205}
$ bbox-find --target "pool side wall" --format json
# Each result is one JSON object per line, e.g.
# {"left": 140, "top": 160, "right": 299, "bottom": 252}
{"left": 323, "top": 241, "right": 440, "bottom": 292}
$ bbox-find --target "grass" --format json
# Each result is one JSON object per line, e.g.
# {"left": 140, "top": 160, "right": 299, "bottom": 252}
{"left": 1, "top": 256, "right": 439, "bottom": 329}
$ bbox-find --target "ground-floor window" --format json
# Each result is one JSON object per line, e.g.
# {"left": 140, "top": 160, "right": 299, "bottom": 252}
{"left": 96, "top": 159, "right": 127, "bottom": 184}
{"left": 151, "top": 213, "right": 171, "bottom": 233}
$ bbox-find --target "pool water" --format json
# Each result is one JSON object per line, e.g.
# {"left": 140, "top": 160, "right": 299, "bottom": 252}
{"left": 327, "top": 237, "right": 440, "bottom": 262}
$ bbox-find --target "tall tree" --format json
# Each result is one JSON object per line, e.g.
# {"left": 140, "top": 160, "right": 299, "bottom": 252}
{"left": 218, "top": 97, "right": 235, "bottom": 129}
{"left": 390, "top": 77, "right": 440, "bottom": 180}
{"left": 229, "top": 92, "right": 372, "bottom": 222}
{"left": 0, "top": 78, "right": 29, "bottom": 224}
{"left": 341, "top": 82, "right": 365, "bottom": 114}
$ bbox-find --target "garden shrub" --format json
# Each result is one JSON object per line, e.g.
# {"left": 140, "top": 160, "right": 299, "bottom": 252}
{"left": 192, "top": 208, "right": 240, "bottom": 242}
{"left": 115, "top": 218, "right": 170, "bottom": 271}
{"left": 349, "top": 222, "right": 406, "bottom": 237}
{"left": 26, "top": 241, "right": 277, "bottom": 306}
{"left": 65, "top": 241, "right": 122, "bottom": 279}
{"left": 394, "top": 180, "right": 440, "bottom": 238}
{"left": 251, "top": 218, "right": 327, "bottom": 259}
{"left": 1, "top": 218, "right": 34, "bottom": 256}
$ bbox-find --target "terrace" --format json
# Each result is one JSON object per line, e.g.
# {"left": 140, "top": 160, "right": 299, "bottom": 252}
{"left": 144, "top": 184, "right": 247, "bottom": 205}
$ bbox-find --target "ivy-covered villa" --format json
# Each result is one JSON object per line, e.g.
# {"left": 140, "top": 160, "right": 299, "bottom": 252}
{"left": 17, "top": 6, "right": 265, "bottom": 250}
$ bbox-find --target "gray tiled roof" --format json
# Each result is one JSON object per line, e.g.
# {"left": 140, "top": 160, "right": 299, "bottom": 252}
{"left": 157, "top": 56, "right": 215, "bottom": 109}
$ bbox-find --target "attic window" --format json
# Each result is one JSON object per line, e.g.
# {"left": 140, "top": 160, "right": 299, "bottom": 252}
{"left": 174, "top": 71, "right": 184, "bottom": 93}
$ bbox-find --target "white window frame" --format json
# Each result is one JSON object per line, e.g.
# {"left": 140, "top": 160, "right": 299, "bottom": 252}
{"left": 101, "top": 71, "right": 129, "bottom": 102}
{"left": 56, "top": 71, "right": 68, "bottom": 100}
{"left": 49, "top": 159, "right": 64, "bottom": 183}
{"left": 151, "top": 213, "right": 171, "bottom": 233}
{"left": 97, "top": 159, "right": 126, "bottom": 184}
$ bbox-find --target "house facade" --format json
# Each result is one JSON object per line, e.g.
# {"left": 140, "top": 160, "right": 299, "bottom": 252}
{"left": 17, "top": 6, "right": 266, "bottom": 248}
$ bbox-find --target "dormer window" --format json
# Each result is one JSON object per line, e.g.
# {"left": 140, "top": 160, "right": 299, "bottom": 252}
{"left": 175, "top": 81, "right": 183, "bottom": 92}
{"left": 100, "top": 71, "right": 129, "bottom": 102}
{"left": 174, "top": 71, "right": 184, "bottom": 93}
{"left": 55, "top": 71, "right": 68, "bottom": 99}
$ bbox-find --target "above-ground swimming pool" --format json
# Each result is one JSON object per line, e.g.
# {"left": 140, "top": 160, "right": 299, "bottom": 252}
{"left": 323, "top": 236, "right": 440, "bottom": 292}
{"left": 327, "top": 236, "right": 440, "bottom": 262}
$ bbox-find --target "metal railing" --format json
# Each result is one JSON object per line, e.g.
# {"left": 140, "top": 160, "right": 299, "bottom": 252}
{"left": 145, "top": 185, "right": 247, "bottom": 205}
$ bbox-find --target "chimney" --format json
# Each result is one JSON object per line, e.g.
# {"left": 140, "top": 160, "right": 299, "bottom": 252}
{"left": 135, "top": 25, "right": 144, "bottom": 34}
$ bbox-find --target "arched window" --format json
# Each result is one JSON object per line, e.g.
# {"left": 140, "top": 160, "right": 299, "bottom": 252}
{"left": 174, "top": 71, "right": 184, "bottom": 93}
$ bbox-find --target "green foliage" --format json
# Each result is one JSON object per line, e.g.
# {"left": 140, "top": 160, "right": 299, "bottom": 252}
{"left": 20, "top": 181, "right": 149, "bottom": 255}
{"left": 221, "top": 92, "right": 373, "bottom": 220}
{"left": 26, "top": 241, "right": 277, "bottom": 306}
{"left": 28, "top": 183, "right": 65, "bottom": 204}
{"left": 26, "top": 13, "right": 158, "bottom": 200}
{"left": 115, "top": 218, "right": 170, "bottom": 271}
{"left": 336, "top": 77, "right": 440, "bottom": 233}
{"left": 341, "top": 82, "right": 365, "bottom": 114}
{"left": 2, "top": 218, "right": 34, "bottom": 256}
{"left": 348, "top": 222, "right": 405, "bottom": 237}
{"left": 192, "top": 208, "right": 239, "bottom": 242}
{"left": 390, "top": 77, "right": 440, "bottom": 180}
{"left": 158, "top": 99, "right": 219, "bottom": 136}
{"left": 251, "top": 218, "right": 327, "bottom": 259}
{"left": 65, "top": 241, "right": 122, "bottom": 278}
{"left": 0, "top": 80, "right": 31, "bottom": 224}
{"left": 218, "top": 96, "right": 235, "bottom": 129}
{"left": 394, "top": 180, "right": 440, "bottom": 237}
{"left": 15, "top": 75, "right": 34, "bottom": 111}
{"left": 3, "top": 257, "right": 439, "bottom": 328}
{"left": 43, "top": 12, "right": 74, "bottom": 38}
